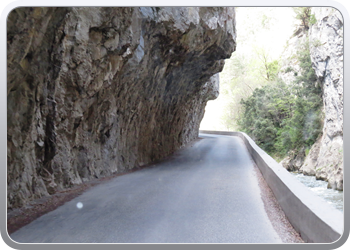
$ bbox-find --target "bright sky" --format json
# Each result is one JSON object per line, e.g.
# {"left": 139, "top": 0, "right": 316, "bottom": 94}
{"left": 200, "top": 7, "right": 296, "bottom": 131}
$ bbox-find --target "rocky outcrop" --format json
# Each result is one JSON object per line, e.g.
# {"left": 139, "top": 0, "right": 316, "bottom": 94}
{"left": 299, "top": 136, "right": 321, "bottom": 176}
{"left": 278, "top": 32, "right": 307, "bottom": 86}
{"left": 278, "top": 7, "right": 343, "bottom": 191}
{"left": 278, "top": 20, "right": 309, "bottom": 172}
{"left": 301, "top": 7, "right": 343, "bottom": 190}
{"left": 7, "top": 7, "right": 236, "bottom": 208}
{"left": 280, "top": 147, "right": 306, "bottom": 172}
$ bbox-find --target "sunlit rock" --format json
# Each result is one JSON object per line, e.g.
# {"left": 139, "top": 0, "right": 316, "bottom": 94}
{"left": 307, "top": 7, "right": 343, "bottom": 190}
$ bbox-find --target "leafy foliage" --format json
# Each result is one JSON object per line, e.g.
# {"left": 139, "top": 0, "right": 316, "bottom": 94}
{"left": 220, "top": 46, "right": 281, "bottom": 131}
{"left": 237, "top": 39, "right": 323, "bottom": 157}
{"left": 254, "top": 47, "right": 281, "bottom": 81}
{"left": 293, "top": 7, "right": 312, "bottom": 31}
{"left": 217, "top": 7, "right": 322, "bottom": 160}
{"left": 310, "top": 14, "right": 317, "bottom": 25}
{"left": 220, "top": 53, "right": 267, "bottom": 130}
{"left": 266, "top": 60, "right": 280, "bottom": 81}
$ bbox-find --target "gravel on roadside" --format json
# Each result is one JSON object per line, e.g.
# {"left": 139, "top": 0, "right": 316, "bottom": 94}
{"left": 253, "top": 163, "right": 305, "bottom": 243}
{"left": 7, "top": 166, "right": 148, "bottom": 235}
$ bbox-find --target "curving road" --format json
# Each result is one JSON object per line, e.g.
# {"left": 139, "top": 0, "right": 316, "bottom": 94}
{"left": 10, "top": 133, "right": 281, "bottom": 243}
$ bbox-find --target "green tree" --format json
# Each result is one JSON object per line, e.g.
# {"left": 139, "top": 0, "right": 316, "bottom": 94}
{"left": 220, "top": 53, "right": 263, "bottom": 131}
{"left": 237, "top": 38, "right": 322, "bottom": 158}
{"left": 294, "top": 39, "right": 320, "bottom": 95}
{"left": 254, "top": 47, "right": 280, "bottom": 81}
{"left": 293, "top": 7, "right": 312, "bottom": 31}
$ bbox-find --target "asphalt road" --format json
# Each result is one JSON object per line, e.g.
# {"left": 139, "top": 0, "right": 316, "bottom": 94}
{"left": 10, "top": 133, "right": 281, "bottom": 243}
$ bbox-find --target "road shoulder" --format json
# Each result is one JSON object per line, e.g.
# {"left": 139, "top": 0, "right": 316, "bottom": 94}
{"left": 253, "top": 163, "right": 304, "bottom": 243}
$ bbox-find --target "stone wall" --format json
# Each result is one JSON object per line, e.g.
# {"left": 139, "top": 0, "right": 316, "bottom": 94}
{"left": 7, "top": 7, "right": 236, "bottom": 208}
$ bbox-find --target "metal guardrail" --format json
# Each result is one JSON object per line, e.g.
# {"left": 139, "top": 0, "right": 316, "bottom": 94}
{"left": 199, "top": 130, "right": 343, "bottom": 243}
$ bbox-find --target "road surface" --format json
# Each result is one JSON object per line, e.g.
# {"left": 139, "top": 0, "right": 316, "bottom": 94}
{"left": 10, "top": 133, "right": 281, "bottom": 243}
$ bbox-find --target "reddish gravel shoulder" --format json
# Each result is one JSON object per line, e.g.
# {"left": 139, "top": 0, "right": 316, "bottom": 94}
{"left": 7, "top": 166, "right": 149, "bottom": 235}
{"left": 253, "top": 163, "right": 304, "bottom": 243}
{"left": 7, "top": 139, "right": 200, "bottom": 236}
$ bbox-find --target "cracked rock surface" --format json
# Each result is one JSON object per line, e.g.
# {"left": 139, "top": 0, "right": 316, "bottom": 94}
{"left": 302, "top": 7, "right": 343, "bottom": 190}
{"left": 7, "top": 7, "right": 236, "bottom": 208}
{"left": 278, "top": 7, "right": 343, "bottom": 191}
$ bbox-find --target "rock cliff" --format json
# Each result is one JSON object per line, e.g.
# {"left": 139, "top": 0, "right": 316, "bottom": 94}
{"left": 7, "top": 7, "right": 236, "bottom": 208}
{"left": 278, "top": 19, "right": 309, "bottom": 172}
{"left": 278, "top": 33, "right": 307, "bottom": 86}
{"left": 278, "top": 7, "right": 343, "bottom": 191}
{"left": 301, "top": 7, "right": 343, "bottom": 190}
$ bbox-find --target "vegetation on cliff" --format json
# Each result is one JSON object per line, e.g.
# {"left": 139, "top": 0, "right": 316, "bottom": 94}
{"left": 219, "top": 7, "right": 323, "bottom": 160}
{"left": 238, "top": 39, "right": 323, "bottom": 158}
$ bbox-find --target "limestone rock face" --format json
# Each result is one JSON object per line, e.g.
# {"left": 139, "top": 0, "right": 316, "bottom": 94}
{"left": 278, "top": 32, "right": 307, "bottom": 86}
{"left": 299, "top": 136, "right": 321, "bottom": 176}
{"left": 306, "top": 7, "right": 343, "bottom": 190}
{"left": 280, "top": 147, "right": 306, "bottom": 172}
{"left": 278, "top": 7, "right": 343, "bottom": 191}
{"left": 7, "top": 7, "right": 236, "bottom": 208}
{"left": 278, "top": 24, "right": 309, "bottom": 172}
